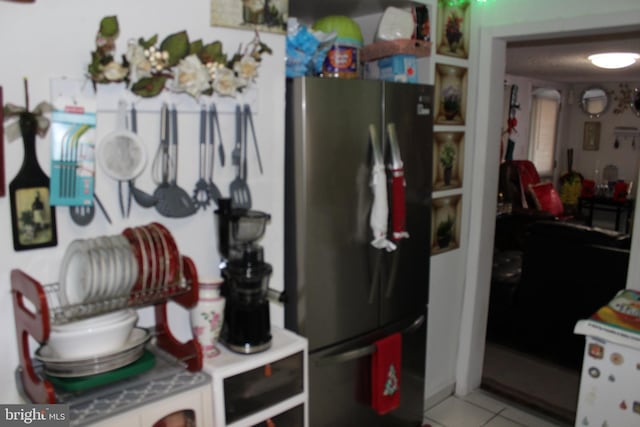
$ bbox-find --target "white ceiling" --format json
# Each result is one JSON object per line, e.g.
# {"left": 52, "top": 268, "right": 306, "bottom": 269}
{"left": 506, "top": 30, "right": 640, "bottom": 83}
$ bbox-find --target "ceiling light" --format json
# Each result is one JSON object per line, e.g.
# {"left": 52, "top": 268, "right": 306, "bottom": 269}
{"left": 588, "top": 52, "right": 639, "bottom": 69}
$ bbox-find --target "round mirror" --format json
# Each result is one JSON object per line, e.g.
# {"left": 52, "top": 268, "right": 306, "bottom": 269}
{"left": 632, "top": 87, "right": 640, "bottom": 117}
{"left": 580, "top": 86, "right": 609, "bottom": 118}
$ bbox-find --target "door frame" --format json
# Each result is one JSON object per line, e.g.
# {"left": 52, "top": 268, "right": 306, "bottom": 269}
{"left": 455, "top": 11, "right": 640, "bottom": 395}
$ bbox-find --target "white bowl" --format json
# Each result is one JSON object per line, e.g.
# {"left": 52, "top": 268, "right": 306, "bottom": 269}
{"left": 47, "top": 310, "right": 138, "bottom": 359}
{"left": 51, "top": 309, "right": 134, "bottom": 333}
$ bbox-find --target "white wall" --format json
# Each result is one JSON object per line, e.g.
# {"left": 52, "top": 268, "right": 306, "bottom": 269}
{"left": 0, "top": 0, "right": 285, "bottom": 404}
{"left": 569, "top": 81, "right": 640, "bottom": 184}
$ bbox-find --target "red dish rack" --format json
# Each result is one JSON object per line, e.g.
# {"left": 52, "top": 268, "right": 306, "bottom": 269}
{"left": 10, "top": 255, "right": 203, "bottom": 404}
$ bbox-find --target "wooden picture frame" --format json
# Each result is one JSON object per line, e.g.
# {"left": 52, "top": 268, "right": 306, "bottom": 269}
{"left": 211, "top": 0, "right": 288, "bottom": 34}
{"left": 431, "top": 195, "right": 462, "bottom": 255}
{"left": 434, "top": 63, "right": 468, "bottom": 125}
{"left": 436, "top": 0, "right": 471, "bottom": 59}
{"left": 583, "top": 121, "right": 601, "bottom": 151}
{"left": 433, "top": 131, "right": 465, "bottom": 190}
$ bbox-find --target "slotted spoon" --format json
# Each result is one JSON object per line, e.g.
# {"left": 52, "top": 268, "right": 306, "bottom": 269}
{"left": 154, "top": 106, "right": 197, "bottom": 218}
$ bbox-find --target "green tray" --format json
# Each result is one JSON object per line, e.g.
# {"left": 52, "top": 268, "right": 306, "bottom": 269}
{"left": 46, "top": 350, "right": 156, "bottom": 393}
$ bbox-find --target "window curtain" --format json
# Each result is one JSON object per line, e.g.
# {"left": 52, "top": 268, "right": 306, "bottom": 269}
{"left": 529, "top": 91, "right": 560, "bottom": 176}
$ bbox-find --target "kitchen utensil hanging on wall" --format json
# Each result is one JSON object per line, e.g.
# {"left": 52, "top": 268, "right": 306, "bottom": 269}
{"left": 8, "top": 79, "right": 58, "bottom": 251}
{"left": 244, "top": 104, "right": 263, "bottom": 175}
{"left": 192, "top": 105, "right": 211, "bottom": 210}
{"left": 207, "top": 103, "right": 223, "bottom": 206}
{"left": 98, "top": 100, "right": 148, "bottom": 218}
{"left": 128, "top": 104, "right": 158, "bottom": 212}
{"left": 153, "top": 105, "right": 196, "bottom": 218}
{"left": 229, "top": 105, "right": 251, "bottom": 209}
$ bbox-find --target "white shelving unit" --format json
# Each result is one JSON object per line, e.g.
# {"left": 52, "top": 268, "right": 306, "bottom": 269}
{"left": 202, "top": 327, "right": 308, "bottom": 427}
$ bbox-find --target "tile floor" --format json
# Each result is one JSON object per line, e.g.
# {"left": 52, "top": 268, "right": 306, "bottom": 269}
{"left": 424, "top": 389, "right": 573, "bottom": 427}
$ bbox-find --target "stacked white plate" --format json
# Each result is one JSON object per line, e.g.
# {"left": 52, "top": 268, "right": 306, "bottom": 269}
{"left": 59, "top": 235, "right": 139, "bottom": 307}
{"left": 36, "top": 327, "right": 151, "bottom": 377}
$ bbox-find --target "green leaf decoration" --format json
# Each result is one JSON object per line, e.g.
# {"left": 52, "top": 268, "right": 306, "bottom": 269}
{"left": 131, "top": 76, "right": 168, "bottom": 98}
{"left": 87, "top": 16, "right": 270, "bottom": 99}
{"left": 160, "top": 31, "right": 190, "bottom": 67}
{"left": 190, "top": 39, "right": 204, "bottom": 56}
{"left": 199, "top": 41, "right": 226, "bottom": 65}
{"left": 99, "top": 16, "right": 119, "bottom": 38}
{"left": 258, "top": 42, "right": 273, "bottom": 56}
{"left": 139, "top": 35, "right": 158, "bottom": 50}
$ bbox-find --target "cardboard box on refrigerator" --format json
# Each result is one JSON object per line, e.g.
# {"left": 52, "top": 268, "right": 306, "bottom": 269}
{"left": 365, "top": 54, "right": 418, "bottom": 83}
{"left": 573, "top": 289, "right": 640, "bottom": 426}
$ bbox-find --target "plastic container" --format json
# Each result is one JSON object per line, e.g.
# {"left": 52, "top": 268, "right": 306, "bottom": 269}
{"left": 313, "top": 15, "right": 363, "bottom": 79}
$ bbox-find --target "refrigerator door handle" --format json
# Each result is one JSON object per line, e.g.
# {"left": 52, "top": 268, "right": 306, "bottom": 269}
{"left": 384, "top": 250, "right": 400, "bottom": 298}
{"left": 315, "top": 314, "right": 425, "bottom": 366}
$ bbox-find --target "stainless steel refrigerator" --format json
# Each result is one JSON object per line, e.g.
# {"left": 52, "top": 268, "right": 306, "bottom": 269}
{"left": 284, "top": 77, "right": 433, "bottom": 426}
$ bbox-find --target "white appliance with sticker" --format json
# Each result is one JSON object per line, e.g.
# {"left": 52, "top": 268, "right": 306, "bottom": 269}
{"left": 574, "top": 290, "right": 640, "bottom": 427}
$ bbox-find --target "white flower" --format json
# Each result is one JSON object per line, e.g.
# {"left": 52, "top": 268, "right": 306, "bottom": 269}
{"left": 101, "top": 61, "right": 128, "bottom": 81}
{"left": 171, "top": 54, "right": 211, "bottom": 98}
{"left": 234, "top": 55, "right": 259, "bottom": 87}
{"left": 212, "top": 67, "right": 239, "bottom": 97}
{"left": 125, "top": 41, "right": 152, "bottom": 82}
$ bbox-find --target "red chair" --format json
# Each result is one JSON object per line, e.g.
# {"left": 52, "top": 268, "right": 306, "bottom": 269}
{"left": 499, "top": 160, "right": 541, "bottom": 210}
{"left": 613, "top": 181, "right": 629, "bottom": 202}
{"left": 581, "top": 179, "right": 595, "bottom": 198}
{"left": 499, "top": 160, "right": 571, "bottom": 219}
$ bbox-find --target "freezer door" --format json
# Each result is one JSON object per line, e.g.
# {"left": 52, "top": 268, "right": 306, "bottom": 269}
{"left": 380, "top": 82, "right": 433, "bottom": 326}
{"left": 285, "top": 77, "right": 383, "bottom": 352}
{"left": 308, "top": 312, "right": 427, "bottom": 427}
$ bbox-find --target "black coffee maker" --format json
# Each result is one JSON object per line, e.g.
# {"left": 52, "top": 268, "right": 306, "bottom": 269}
{"left": 215, "top": 198, "right": 273, "bottom": 354}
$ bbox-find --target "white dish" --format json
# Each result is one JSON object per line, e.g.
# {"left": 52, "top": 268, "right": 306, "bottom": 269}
{"left": 36, "top": 327, "right": 150, "bottom": 378}
{"left": 46, "top": 309, "right": 138, "bottom": 359}
{"left": 51, "top": 309, "right": 133, "bottom": 332}
{"left": 59, "top": 240, "right": 92, "bottom": 306}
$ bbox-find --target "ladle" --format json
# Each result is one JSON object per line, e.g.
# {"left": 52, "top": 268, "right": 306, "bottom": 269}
{"left": 128, "top": 105, "right": 158, "bottom": 212}
{"left": 129, "top": 180, "right": 158, "bottom": 207}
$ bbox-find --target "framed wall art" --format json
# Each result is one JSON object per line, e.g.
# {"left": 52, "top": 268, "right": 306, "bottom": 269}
{"left": 434, "top": 63, "right": 468, "bottom": 125}
{"left": 211, "top": 0, "right": 288, "bottom": 34}
{"left": 436, "top": 0, "right": 471, "bottom": 59}
{"left": 433, "top": 131, "right": 464, "bottom": 190}
{"left": 431, "top": 195, "right": 462, "bottom": 256}
{"left": 583, "top": 121, "right": 601, "bottom": 151}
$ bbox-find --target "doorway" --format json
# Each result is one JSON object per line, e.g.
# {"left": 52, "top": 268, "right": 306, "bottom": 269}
{"left": 455, "top": 9, "right": 640, "bottom": 423}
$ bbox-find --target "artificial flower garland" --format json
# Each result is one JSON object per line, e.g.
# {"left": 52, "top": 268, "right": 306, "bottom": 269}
{"left": 88, "top": 16, "right": 272, "bottom": 99}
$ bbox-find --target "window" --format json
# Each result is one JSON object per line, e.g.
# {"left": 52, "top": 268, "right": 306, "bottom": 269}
{"left": 529, "top": 89, "right": 561, "bottom": 177}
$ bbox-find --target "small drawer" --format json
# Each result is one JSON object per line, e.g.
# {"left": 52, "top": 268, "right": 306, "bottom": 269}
{"left": 252, "top": 404, "right": 304, "bottom": 427}
{"left": 224, "top": 351, "right": 304, "bottom": 424}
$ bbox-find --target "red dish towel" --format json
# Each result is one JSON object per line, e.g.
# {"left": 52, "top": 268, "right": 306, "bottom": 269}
{"left": 371, "top": 333, "right": 402, "bottom": 415}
